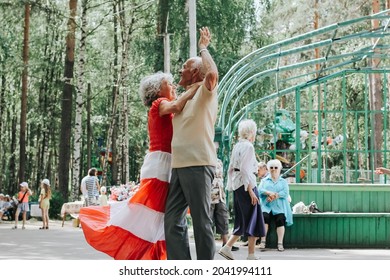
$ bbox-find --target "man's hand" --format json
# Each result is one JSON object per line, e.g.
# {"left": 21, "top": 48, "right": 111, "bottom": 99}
{"left": 198, "top": 26, "right": 211, "bottom": 49}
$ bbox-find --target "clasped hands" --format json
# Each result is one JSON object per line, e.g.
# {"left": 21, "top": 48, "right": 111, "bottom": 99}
{"left": 266, "top": 192, "right": 278, "bottom": 202}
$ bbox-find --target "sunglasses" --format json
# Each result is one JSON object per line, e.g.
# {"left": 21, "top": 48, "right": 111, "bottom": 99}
{"left": 269, "top": 166, "right": 279, "bottom": 170}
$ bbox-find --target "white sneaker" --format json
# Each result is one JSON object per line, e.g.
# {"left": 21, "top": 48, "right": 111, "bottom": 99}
{"left": 218, "top": 245, "right": 234, "bottom": 260}
{"left": 247, "top": 255, "right": 260, "bottom": 260}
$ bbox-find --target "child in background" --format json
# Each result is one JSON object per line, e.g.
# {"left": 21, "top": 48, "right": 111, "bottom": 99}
{"left": 99, "top": 186, "right": 108, "bottom": 206}
{"left": 13, "top": 182, "right": 32, "bottom": 229}
{"left": 39, "top": 179, "right": 52, "bottom": 229}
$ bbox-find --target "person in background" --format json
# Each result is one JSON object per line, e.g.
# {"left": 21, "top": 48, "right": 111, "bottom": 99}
{"left": 258, "top": 159, "right": 293, "bottom": 251}
{"left": 81, "top": 168, "right": 100, "bottom": 206}
{"left": 99, "top": 186, "right": 108, "bottom": 206}
{"left": 0, "top": 195, "right": 14, "bottom": 221}
{"left": 39, "top": 179, "right": 52, "bottom": 230}
{"left": 0, "top": 193, "right": 5, "bottom": 209}
{"left": 0, "top": 194, "right": 5, "bottom": 222}
{"left": 12, "top": 182, "right": 32, "bottom": 230}
{"left": 258, "top": 161, "right": 269, "bottom": 180}
{"left": 219, "top": 119, "right": 265, "bottom": 260}
{"left": 165, "top": 26, "right": 219, "bottom": 260}
{"left": 210, "top": 156, "right": 239, "bottom": 252}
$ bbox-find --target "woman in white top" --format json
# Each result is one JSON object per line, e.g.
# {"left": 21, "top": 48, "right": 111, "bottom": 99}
{"left": 218, "top": 119, "right": 265, "bottom": 260}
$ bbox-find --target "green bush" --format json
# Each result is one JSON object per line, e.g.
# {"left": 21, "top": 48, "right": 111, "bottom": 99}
{"left": 49, "top": 190, "right": 65, "bottom": 220}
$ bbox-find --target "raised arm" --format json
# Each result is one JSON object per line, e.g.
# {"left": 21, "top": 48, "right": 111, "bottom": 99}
{"left": 198, "top": 27, "right": 218, "bottom": 91}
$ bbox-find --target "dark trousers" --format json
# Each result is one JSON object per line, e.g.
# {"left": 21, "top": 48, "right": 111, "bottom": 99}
{"left": 164, "top": 166, "right": 216, "bottom": 260}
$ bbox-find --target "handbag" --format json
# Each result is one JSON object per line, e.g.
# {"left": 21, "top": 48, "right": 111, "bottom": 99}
{"left": 14, "top": 190, "right": 28, "bottom": 206}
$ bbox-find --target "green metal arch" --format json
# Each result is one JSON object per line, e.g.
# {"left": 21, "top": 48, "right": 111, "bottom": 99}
{"left": 217, "top": 10, "right": 390, "bottom": 184}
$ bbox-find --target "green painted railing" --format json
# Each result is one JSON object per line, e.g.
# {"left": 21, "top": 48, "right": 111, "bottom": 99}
{"left": 289, "top": 183, "right": 390, "bottom": 213}
{"left": 265, "top": 183, "right": 390, "bottom": 248}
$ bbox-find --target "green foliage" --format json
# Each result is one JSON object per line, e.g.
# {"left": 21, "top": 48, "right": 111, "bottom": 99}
{"left": 1, "top": 0, "right": 386, "bottom": 193}
{"left": 49, "top": 190, "right": 65, "bottom": 220}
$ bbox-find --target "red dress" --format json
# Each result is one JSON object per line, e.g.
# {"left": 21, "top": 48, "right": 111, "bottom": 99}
{"left": 79, "top": 98, "right": 173, "bottom": 260}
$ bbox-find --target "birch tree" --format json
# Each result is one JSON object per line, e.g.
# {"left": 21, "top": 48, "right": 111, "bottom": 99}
{"left": 59, "top": 0, "right": 77, "bottom": 201}
{"left": 71, "top": 0, "right": 89, "bottom": 201}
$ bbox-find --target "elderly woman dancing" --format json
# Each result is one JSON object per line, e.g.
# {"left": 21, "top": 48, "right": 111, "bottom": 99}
{"left": 79, "top": 72, "right": 197, "bottom": 260}
{"left": 258, "top": 159, "right": 293, "bottom": 252}
{"left": 218, "top": 119, "right": 265, "bottom": 260}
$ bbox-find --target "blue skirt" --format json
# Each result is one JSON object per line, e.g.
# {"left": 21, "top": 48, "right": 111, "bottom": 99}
{"left": 232, "top": 185, "right": 265, "bottom": 238}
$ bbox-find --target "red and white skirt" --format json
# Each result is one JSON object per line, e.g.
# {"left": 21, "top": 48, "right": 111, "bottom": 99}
{"left": 79, "top": 151, "right": 171, "bottom": 260}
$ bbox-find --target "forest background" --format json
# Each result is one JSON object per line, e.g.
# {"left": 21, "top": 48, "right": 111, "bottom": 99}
{"left": 0, "top": 0, "right": 388, "bottom": 215}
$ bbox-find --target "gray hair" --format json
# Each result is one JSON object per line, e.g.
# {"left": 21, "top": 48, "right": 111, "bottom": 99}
{"left": 139, "top": 72, "right": 173, "bottom": 107}
{"left": 238, "top": 119, "right": 257, "bottom": 140}
{"left": 258, "top": 161, "right": 267, "bottom": 169}
{"left": 189, "top": 57, "right": 206, "bottom": 78}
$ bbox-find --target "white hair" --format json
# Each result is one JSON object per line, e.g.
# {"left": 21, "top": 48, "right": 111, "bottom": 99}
{"left": 139, "top": 72, "right": 173, "bottom": 107}
{"left": 267, "top": 159, "right": 283, "bottom": 170}
{"left": 238, "top": 119, "right": 257, "bottom": 140}
{"left": 189, "top": 57, "right": 206, "bottom": 78}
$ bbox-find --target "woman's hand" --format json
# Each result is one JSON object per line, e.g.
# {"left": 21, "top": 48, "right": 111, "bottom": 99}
{"left": 248, "top": 188, "right": 259, "bottom": 206}
{"left": 266, "top": 192, "right": 278, "bottom": 202}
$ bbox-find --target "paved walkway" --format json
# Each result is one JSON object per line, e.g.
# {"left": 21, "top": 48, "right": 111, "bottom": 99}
{"left": 1, "top": 218, "right": 389, "bottom": 260}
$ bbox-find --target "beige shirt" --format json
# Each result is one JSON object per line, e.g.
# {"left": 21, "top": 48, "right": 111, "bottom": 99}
{"left": 171, "top": 82, "right": 218, "bottom": 168}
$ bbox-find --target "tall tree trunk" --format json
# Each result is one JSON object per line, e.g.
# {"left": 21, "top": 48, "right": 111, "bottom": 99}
{"left": 45, "top": 26, "right": 62, "bottom": 186}
{"left": 188, "top": 0, "right": 197, "bottom": 57}
{"left": 155, "top": 0, "right": 170, "bottom": 71}
{"left": 369, "top": 0, "right": 383, "bottom": 169}
{"left": 116, "top": 109, "right": 123, "bottom": 184}
{"left": 36, "top": 14, "right": 51, "bottom": 186}
{"left": 0, "top": 74, "right": 5, "bottom": 190}
{"left": 110, "top": 0, "right": 119, "bottom": 185}
{"left": 59, "top": 0, "right": 77, "bottom": 201}
{"left": 86, "top": 83, "right": 92, "bottom": 171}
{"left": 122, "top": 88, "right": 129, "bottom": 183}
{"left": 19, "top": 4, "right": 30, "bottom": 183}
{"left": 71, "top": 0, "right": 88, "bottom": 201}
{"left": 9, "top": 113, "right": 17, "bottom": 195}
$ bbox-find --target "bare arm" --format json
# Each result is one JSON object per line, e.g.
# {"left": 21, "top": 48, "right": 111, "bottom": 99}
{"left": 375, "top": 167, "right": 390, "bottom": 175}
{"left": 198, "top": 27, "right": 218, "bottom": 91}
{"left": 159, "top": 87, "right": 198, "bottom": 116}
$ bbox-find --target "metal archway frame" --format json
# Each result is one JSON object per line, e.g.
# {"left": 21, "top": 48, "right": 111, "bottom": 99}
{"left": 217, "top": 10, "right": 390, "bottom": 184}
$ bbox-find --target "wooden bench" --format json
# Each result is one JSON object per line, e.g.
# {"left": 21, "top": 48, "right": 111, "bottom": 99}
{"left": 265, "top": 183, "right": 390, "bottom": 249}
